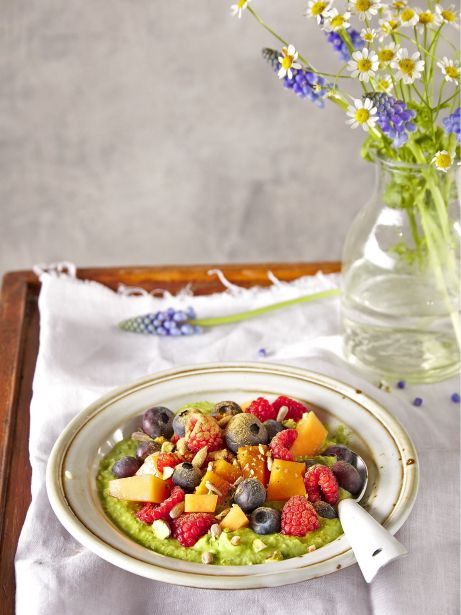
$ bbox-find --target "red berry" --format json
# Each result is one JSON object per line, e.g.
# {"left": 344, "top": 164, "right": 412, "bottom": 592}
{"left": 304, "top": 464, "right": 339, "bottom": 505}
{"left": 281, "top": 496, "right": 320, "bottom": 536}
{"left": 156, "top": 452, "right": 183, "bottom": 474}
{"left": 185, "top": 414, "right": 223, "bottom": 453}
{"left": 172, "top": 512, "right": 216, "bottom": 547}
{"left": 246, "top": 397, "right": 277, "bottom": 422}
{"left": 136, "top": 486, "right": 185, "bottom": 524}
{"left": 271, "top": 396, "right": 309, "bottom": 422}
{"left": 269, "top": 429, "right": 297, "bottom": 461}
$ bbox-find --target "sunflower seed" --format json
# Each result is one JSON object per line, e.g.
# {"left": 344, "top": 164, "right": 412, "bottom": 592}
{"left": 152, "top": 519, "right": 171, "bottom": 540}
{"left": 205, "top": 481, "right": 222, "bottom": 497}
{"left": 162, "top": 466, "right": 175, "bottom": 480}
{"left": 230, "top": 535, "right": 241, "bottom": 546}
{"left": 276, "top": 406, "right": 289, "bottom": 422}
{"left": 169, "top": 502, "right": 185, "bottom": 519}
{"left": 201, "top": 552, "right": 214, "bottom": 565}
{"left": 192, "top": 446, "right": 208, "bottom": 469}
{"left": 210, "top": 524, "right": 222, "bottom": 539}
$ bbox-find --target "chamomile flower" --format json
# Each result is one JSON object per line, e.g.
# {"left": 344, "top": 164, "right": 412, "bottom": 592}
{"left": 306, "top": 0, "right": 332, "bottom": 23}
{"left": 349, "top": 0, "right": 381, "bottom": 21}
{"left": 391, "top": 0, "right": 408, "bottom": 12}
{"left": 399, "top": 7, "right": 419, "bottom": 26}
{"left": 322, "top": 9, "right": 352, "bottom": 31}
{"left": 431, "top": 150, "right": 454, "bottom": 172}
{"left": 360, "top": 27, "right": 377, "bottom": 42}
{"left": 437, "top": 57, "right": 460, "bottom": 83}
{"left": 417, "top": 8, "right": 442, "bottom": 27}
{"left": 230, "top": 0, "right": 251, "bottom": 18}
{"left": 377, "top": 42, "right": 399, "bottom": 67}
{"left": 391, "top": 48, "right": 425, "bottom": 83}
{"left": 435, "top": 4, "right": 460, "bottom": 28}
{"left": 346, "top": 97, "right": 378, "bottom": 130}
{"left": 347, "top": 47, "right": 379, "bottom": 82}
{"left": 376, "top": 75, "right": 394, "bottom": 92}
{"left": 277, "top": 45, "right": 302, "bottom": 79}
{"left": 378, "top": 18, "right": 400, "bottom": 40}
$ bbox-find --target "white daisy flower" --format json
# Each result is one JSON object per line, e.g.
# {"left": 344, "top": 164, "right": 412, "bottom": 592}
{"left": 378, "top": 18, "right": 400, "bottom": 40}
{"left": 306, "top": 0, "right": 332, "bottom": 23}
{"left": 399, "top": 7, "right": 419, "bottom": 26}
{"left": 377, "top": 42, "right": 399, "bottom": 67}
{"left": 361, "top": 27, "right": 378, "bottom": 42}
{"left": 349, "top": 0, "right": 381, "bottom": 21}
{"left": 437, "top": 57, "right": 460, "bottom": 83}
{"left": 346, "top": 97, "right": 378, "bottom": 131}
{"left": 435, "top": 4, "right": 460, "bottom": 28}
{"left": 376, "top": 75, "right": 394, "bottom": 93}
{"left": 431, "top": 150, "right": 454, "bottom": 172}
{"left": 230, "top": 0, "right": 251, "bottom": 18}
{"left": 417, "top": 8, "right": 442, "bottom": 28}
{"left": 322, "top": 9, "right": 351, "bottom": 31}
{"left": 391, "top": 48, "right": 425, "bottom": 83}
{"left": 347, "top": 48, "right": 379, "bottom": 82}
{"left": 277, "top": 45, "right": 302, "bottom": 79}
{"left": 391, "top": 0, "right": 408, "bottom": 12}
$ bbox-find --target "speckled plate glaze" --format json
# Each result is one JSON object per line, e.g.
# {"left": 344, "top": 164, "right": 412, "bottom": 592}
{"left": 46, "top": 362, "right": 419, "bottom": 589}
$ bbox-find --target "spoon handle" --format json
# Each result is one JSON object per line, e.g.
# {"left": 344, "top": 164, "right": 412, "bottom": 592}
{"left": 337, "top": 498, "right": 408, "bottom": 583}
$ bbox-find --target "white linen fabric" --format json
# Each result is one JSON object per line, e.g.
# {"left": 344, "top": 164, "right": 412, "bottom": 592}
{"left": 15, "top": 267, "right": 460, "bottom": 615}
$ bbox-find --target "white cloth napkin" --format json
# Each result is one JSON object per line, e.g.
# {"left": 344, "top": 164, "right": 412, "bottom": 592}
{"left": 15, "top": 267, "right": 460, "bottom": 615}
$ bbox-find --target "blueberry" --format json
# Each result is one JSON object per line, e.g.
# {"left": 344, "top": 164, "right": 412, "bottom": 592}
{"left": 212, "top": 400, "right": 242, "bottom": 419}
{"left": 224, "top": 414, "right": 268, "bottom": 454}
{"left": 323, "top": 445, "right": 354, "bottom": 464}
{"left": 135, "top": 440, "right": 161, "bottom": 461}
{"left": 313, "top": 501, "right": 337, "bottom": 519}
{"left": 142, "top": 406, "right": 174, "bottom": 439}
{"left": 172, "top": 408, "right": 201, "bottom": 437}
{"left": 332, "top": 461, "right": 363, "bottom": 495}
{"left": 250, "top": 507, "right": 281, "bottom": 534}
{"left": 112, "top": 456, "right": 141, "bottom": 478}
{"left": 172, "top": 462, "right": 202, "bottom": 492}
{"left": 264, "top": 420, "right": 285, "bottom": 441}
{"left": 233, "top": 478, "right": 266, "bottom": 512}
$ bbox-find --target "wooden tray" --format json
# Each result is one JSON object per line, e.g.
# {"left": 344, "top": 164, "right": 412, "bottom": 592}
{"left": 0, "top": 262, "right": 340, "bottom": 613}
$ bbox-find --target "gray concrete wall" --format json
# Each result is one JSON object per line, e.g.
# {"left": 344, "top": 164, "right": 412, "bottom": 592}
{"left": 0, "top": 0, "right": 376, "bottom": 275}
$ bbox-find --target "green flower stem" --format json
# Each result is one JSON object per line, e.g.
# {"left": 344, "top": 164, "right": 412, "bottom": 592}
{"left": 189, "top": 288, "right": 340, "bottom": 327}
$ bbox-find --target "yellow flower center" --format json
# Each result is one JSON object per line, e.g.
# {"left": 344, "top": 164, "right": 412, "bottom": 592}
{"left": 377, "top": 79, "right": 391, "bottom": 91}
{"left": 435, "top": 153, "right": 452, "bottom": 169}
{"left": 378, "top": 49, "right": 395, "bottom": 63}
{"left": 441, "top": 9, "right": 455, "bottom": 22}
{"left": 363, "top": 32, "right": 374, "bottom": 41}
{"left": 401, "top": 8, "right": 415, "bottom": 21}
{"left": 419, "top": 11, "right": 434, "bottom": 24}
{"left": 446, "top": 65, "right": 459, "bottom": 78}
{"left": 392, "top": 1, "right": 407, "bottom": 10}
{"left": 355, "top": 0, "right": 372, "bottom": 12}
{"left": 358, "top": 58, "right": 373, "bottom": 72}
{"left": 282, "top": 56, "right": 294, "bottom": 70}
{"left": 331, "top": 14, "right": 346, "bottom": 27}
{"left": 311, "top": 1, "right": 327, "bottom": 15}
{"left": 237, "top": 0, "right": 247, "bottom": 8}
{"left": 355, "top": 109, "right": 370, "bottom": 123}
{"left": 399, "top": 58, "right": 416, "bottom": 75}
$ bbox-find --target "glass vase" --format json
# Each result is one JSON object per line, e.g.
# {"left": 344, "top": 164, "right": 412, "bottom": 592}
{"left": 341, "top": 157, "right": 460, "bottom": 383}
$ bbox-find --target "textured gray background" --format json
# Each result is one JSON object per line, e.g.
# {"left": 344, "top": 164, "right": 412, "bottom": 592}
{"left": 0, "top": 0, "right": 375, "bottom": 276}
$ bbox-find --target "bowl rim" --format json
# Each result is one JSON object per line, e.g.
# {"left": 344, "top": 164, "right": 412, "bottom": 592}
{"left": 46, "top": 361, "right": 419, "bottom": 588}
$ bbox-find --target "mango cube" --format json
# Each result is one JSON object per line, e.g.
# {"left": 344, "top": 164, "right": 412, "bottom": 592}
{"left": 212, "top": 459, "right": 242, "bottom": 484}
{"left": 219, "top": 504, "right": 249, "bottom": 531}
{"left": 237, "top": 445, "right": 269, "bottom": 485}
{"left": 195, "top": 470, "right": 232, "bottom": 503}
{"left": 289, "top": 411, "right": 328, "bottom": 457}
{"left": 266, "top": 459, "right": 306, "bottom": 501}
{"left": 108, "top": 475, "right": 168, "bottom": 503}
{"left": 184, "top": 493, "right": 218, "bottom": 513}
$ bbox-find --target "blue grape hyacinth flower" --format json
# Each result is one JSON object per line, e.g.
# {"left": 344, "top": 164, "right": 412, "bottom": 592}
{"left": 366, "top": 92, "right": 416, "bottom": 148}
{"left": 119, "top": 307, "right": 202, "bottom": 336}
{"left": 325, "top": 29, "right": 364, "bottom": 62}
{"left": 443, "top": 107, "right": 461, "bottom": 144}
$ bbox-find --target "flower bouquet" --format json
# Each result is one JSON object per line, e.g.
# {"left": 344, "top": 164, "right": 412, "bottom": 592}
{"left": 229, "top": 0, "right": 460, "bottom": 382}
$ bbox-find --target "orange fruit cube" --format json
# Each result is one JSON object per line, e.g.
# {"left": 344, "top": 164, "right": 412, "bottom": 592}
{"left": 289, "top": 411, "right": 328, "bottom": 457}
{"left": 266, "top": 459, "right": 306, "bottom": 501}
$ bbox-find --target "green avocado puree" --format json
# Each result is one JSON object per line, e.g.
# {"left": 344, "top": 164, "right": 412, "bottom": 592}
{"left": 97, "top": 431, "right": 346, "bottom": 565}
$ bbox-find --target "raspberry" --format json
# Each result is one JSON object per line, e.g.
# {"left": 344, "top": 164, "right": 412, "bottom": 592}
{"left": 136, "top": 486, "right": 185, "bottom": 524}
{"left": 172, "top": 512, "right": 216, "bottom": 547}
{"left": 185, "top": 414, "right": 223, "bottom": 453}
{"left": 281, "top": 496, "right": 320, "bottom": 536}
{"left": 269, "top": 429, "right": 297, "bottom": 461}
{"left": 246, "top": 397, "right": 277, "bottom": 422}
{"left": 271, "top": 396, "right": 309, "bottom": 422}
{"left": 304, "top": 464, "right": 339, "bottom": 505}
{"left": 156, "top": 452, "right": 183, "bottom": 474}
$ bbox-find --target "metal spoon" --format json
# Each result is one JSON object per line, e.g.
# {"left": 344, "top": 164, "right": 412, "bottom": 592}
{"left": 337, "top": 452, "right": 408, "bottom": 583}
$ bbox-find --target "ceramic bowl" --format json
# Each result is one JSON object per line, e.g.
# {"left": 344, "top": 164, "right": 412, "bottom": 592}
{"left": 46, "top": 362, "right": 419, "bottom": 588}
